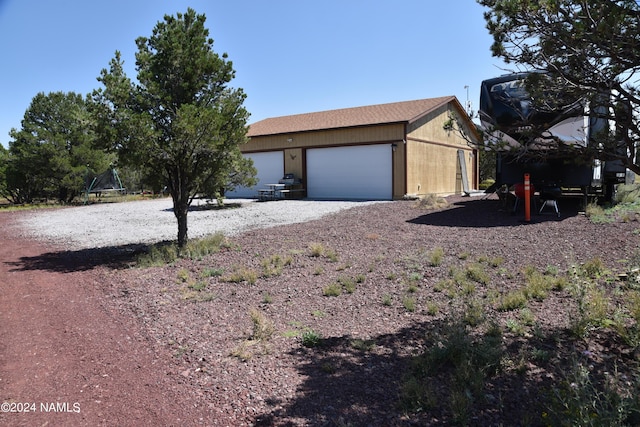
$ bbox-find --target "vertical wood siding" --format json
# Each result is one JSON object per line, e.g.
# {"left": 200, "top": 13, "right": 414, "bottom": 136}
{"left": 242, "top": 101, "right": 479, "bottom": 199}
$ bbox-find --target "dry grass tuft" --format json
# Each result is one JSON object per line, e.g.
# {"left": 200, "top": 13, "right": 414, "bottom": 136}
{"left": 415, "top": 194, "right": 449, "bottom": 210}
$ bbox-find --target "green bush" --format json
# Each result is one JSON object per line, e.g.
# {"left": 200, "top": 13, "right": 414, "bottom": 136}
{"left": 466, "top": 263, "right": 491, "bottom": 285}
{"left": 403, "top": 297, "right": 416, "bottom": 312}
{"left": 322, "top": 283, "right": 342, "bottom": 297}
{"left": 301, "top": 329, "right": 322, "bottom": 348}
{"left": 137, "top": 232, "right": 227, "bottom": 266}
{"left": 428, "top": 247, "right": 445, "bottom": 267}
{"left": 498, "top": 290, "right": 527, "bottom": 311}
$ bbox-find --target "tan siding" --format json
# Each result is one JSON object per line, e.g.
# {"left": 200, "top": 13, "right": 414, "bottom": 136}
{"left": 283, "top": 148, "right": 303, "bottom": 179}
{"left": 405, "top": 141, "right": 476, "bottom": 195}
{"left": 408, "top": 104, "right": 474, "bottom": 146}
{"left": 243, "top": 123, "right": 406, "bottom": 152}
{"left": 392, "top": 141, "right": 406, "bottom": 198}
{"left": 406, "top": 105, "right": 476, "bottom": 195}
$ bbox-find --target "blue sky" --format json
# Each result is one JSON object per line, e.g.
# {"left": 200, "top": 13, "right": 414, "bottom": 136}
{"left": 0, "top": 0, "right": 508, "bottom": 148}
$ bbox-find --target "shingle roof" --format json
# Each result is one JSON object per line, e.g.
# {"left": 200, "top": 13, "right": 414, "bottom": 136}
{"left": 247, "top": 96, "right": 456, "bottom": 137}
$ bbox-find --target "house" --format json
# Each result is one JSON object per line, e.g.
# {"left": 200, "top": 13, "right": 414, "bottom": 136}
{"left": 228, "top": 96, "right": 480, "bottom": 200}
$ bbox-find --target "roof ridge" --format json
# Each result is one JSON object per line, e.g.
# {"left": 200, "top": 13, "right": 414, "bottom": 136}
{"left": 247, "top": 96, "right": 457, "bottom": 137}
{"left": 405, "top": 96, "right": 456, "bottom": 123}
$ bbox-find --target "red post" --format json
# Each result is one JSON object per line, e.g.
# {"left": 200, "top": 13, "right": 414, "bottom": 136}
{"left": 524, "top": 173, "right": 531, "bottom": 222}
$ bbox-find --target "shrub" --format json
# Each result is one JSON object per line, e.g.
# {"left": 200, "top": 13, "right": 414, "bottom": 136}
{"left": 462, "top": 299, "right": 485, "bottom": 327}
{"left": 489, "top": 256, "right": 504, "bottom": 267}
{"left": 403, "top": 297, "right": 416, "bottom": 312}
{"left": 308, "top": 243, "right": 338, "bottom": 261}
{"left": 507, "top": 318, "right": 528, "bottom": 335}
{"left": 579, "top": 258, "right": 607, "bottom": 279}
{"left": 309, "top": 242, "right": 325, "bottom": 257}
{"left": 176, "top": 268, "right": 190, "bottom": 283}
{"left": 461, "top": 281, "right": 476, "bottom": 296}
{"left": 523, "top": 275, "right": 552, "bottom": 300}
{"left": 479, "top": 178, "right": 495, "bottom": 190}
{"left": 322, "top": 283, "right": 342, "bottom": 297}
{"left": 137, "top": 242, "right": 179, "bottom": 266}
{"left": 466, "top": 263, "right": 490, "bottom": 285}
{"left": 223, "top": 268, "right": 258, "bottom": 285}
{"left": 498, "top": 290, "right": 527, "bottom": 311}
{"left": 426, "top": 302, "right": 439, "bottom": 316}
{"left": 434, "top": 278, "right": 453, "bottom": 293}
{"left": 301, "top": 329, "right": 322, "bottom": 348}
{"left": 137, "top": 233, "right": 227, "bottom": 266}
{"left": 586, "top": 203, "right": 611, "bottom": 224}
{"left": 249, "top": 308, "right": 275, "bottom": 342}
{"left": 615, "top": 183, "right": 640, "bottom": 204}
{"left": 449, "top": 266, "right": 468, "bottom": 286}
{"left": 261, "top": 254, "right": 290, "bottom": 277}
{"left": 570, "top": 281, "right": 614, "bottom": 338}
{"left": 401, "top": 320, "right": 503, "bottom": 420}
{"left": 188, "top": 281, "right": 207, "bottom": 291}
{"left": 415, "top": 194, "right": 449, "bottom": 210}
{"left": 350, "top": 338, "right": 376, "bottom": 352}
{"left": 408, "top": 272, "right": 423, "bottom": 282}
{"left": 519, "top": 308, "right": 536, "bottom": 326}
{"left": 201, "top": 267, "right": 224, "bottom": 278}
{"left": 181, "top": 232, "right": 227, "bottom": 258}
{"left": 545, "top": 357, "right": 640, "bottom": 426}
{"left": 429, "top": 247, "right": 445, "bottom": 266}
{"left": 230, "top": 309, "right": 275, "bottom": 361}
{"left": 181, "top": 287, "right": 216, "bottom": 302}
{"left": 382, "top": 294, "right": 393, "bottom": 306}
{"left": 325, "top": 249, "right": 339, "bottom": 262}
{"left": 337, "top": 276, "right": 356, "bottom": 294}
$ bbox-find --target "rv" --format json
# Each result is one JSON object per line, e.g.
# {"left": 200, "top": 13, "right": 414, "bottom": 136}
{"left": 479, "top": 73, "right": 629, "bottom": 202}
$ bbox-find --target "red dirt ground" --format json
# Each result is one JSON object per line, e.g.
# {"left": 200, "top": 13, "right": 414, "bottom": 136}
{"left": 3, "top": 196, "right": 640, "bottom": 426}
{"left": 0, "top": 211, "right": 212, "bottom": 427}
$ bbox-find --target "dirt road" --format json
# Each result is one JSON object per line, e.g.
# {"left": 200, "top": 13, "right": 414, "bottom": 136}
{"left": 0, "top": 211, "right": 212, "bottom": 426}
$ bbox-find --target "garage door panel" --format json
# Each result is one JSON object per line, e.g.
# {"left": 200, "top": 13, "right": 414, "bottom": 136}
{"left": 226, "top": 151, "right": 283, "bottom": 198}
{"left": 307, "top": 145, "right": 392, "bottom": 200}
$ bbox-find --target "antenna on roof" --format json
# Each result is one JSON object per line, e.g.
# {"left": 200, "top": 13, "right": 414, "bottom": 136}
{"left": 464, "top": 85, "right": 474, "bottom": 118}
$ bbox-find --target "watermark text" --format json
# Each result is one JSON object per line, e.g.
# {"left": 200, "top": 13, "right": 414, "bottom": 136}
{"left": 1, "top": 401, "right": 81, "bottom": 413}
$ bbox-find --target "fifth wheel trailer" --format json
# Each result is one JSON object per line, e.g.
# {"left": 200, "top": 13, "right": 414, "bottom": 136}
{"left": 478, "top": 73, "right": 630, "bottom": 201}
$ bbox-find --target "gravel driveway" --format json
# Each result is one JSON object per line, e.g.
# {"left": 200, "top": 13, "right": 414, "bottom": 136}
{"left": 16, "top": 198, "right": 381, "bottom": 249}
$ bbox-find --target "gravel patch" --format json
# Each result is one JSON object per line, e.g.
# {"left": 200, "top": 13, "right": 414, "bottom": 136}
{"left": 16, "top": 197, "right": 383, "bottom": 249}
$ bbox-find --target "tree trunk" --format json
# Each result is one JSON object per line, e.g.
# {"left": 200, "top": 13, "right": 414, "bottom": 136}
{"left": 171, "top": 183, "right": 190, "bottom": 248}
{"left": 176, "top": 207, "right": 188, "bottom": 248}
{"left": 169, "top": 167, "right": 191, "bottom": 248}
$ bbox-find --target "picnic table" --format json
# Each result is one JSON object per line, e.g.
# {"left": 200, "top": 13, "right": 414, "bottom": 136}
{"left": 258, "top": 183, "right": 286, "bottom": 201}
{"left": 257, "top": 183, "right": 305, "bottom": 201}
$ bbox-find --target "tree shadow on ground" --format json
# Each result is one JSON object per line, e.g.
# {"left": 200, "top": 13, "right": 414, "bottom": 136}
{"left": 252, "top": 318, "right": 568, "bottom": 426}
{"left": 408, "top": 197, "right": 584, "bottom": 228}
{"left": 253, "top": 322, "right": 427, "bottom": 426}
{"left": 5, "top": 243, "right": 148, "bottom": 273}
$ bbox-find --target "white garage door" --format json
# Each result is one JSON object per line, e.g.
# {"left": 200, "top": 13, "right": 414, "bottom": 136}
{"left": 307, "top": 144, "right": 392, "bottom": 200}
{"left": 225, "top": 151, "right": 283, "bottom": 198}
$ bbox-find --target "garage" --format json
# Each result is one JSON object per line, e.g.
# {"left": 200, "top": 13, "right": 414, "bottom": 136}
{"left": 306, "top": 144, "right": 393, "bottom": 200}
{"left": 225, "top": 151, "right": 283, "bottom": 198}
{"left": 242, "top": 97, "right": 480, "bottom": 199}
